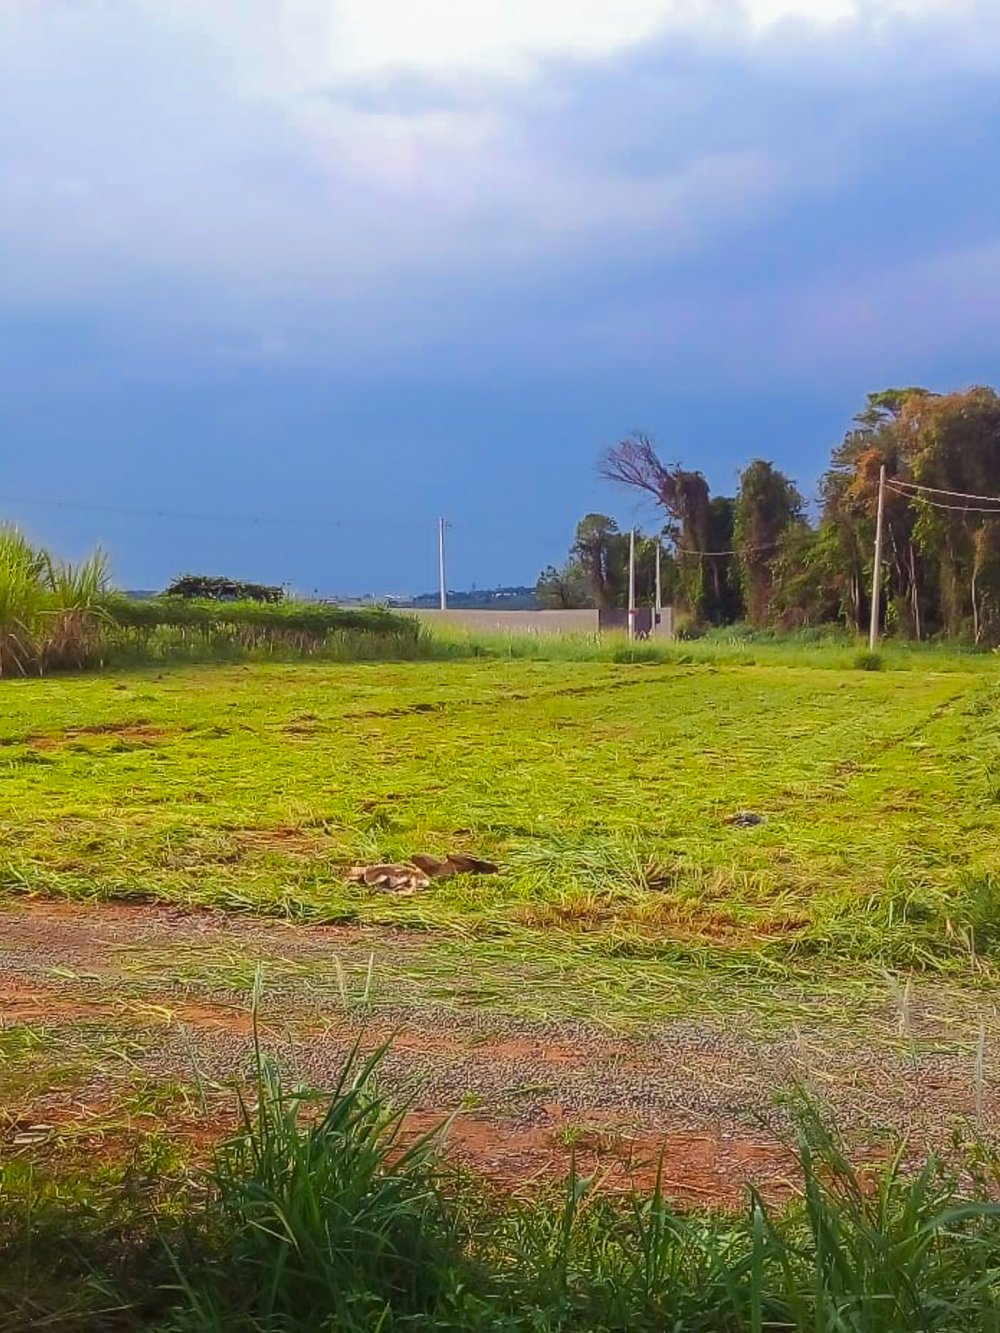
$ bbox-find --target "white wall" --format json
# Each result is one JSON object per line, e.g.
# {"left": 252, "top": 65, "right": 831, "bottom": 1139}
{"left": 411, "top": 608, "right": 674, "bottom": 638}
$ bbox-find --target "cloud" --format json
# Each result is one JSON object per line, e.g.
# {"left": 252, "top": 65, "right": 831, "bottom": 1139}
{"left": 240, "top": 0, "right": 978, "bottom": 81}
{"left": 0, "top": 0, "right": 997, "bottom": 392}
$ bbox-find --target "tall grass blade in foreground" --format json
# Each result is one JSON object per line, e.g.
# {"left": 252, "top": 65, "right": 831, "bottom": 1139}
{"left": 753, "top": 1098, "right": 1000, "bottom": 1332}
{"left": 168, "top": 1010, "right": 461, "bottom": 1331}
{"left": 7, "top": 1037, "right": 1000, "bottom": 1330}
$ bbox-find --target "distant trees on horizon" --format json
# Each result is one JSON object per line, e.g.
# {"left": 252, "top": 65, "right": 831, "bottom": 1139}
{"left": 538, "top": 385, "right": 1000, "bottom": 644}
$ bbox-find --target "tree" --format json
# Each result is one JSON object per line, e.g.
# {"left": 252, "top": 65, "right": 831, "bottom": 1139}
{"left": 702, "top": 496, "right": 743, "bottom": 625}
{"left": 600, "top": 432, "right": 740, "bottom": 624}
{"left": 165, "top": 574, "right": 284, "bottom": 603}
{"left": 818, "top": 386, "right": 1000, "bottom": 642}
{"left": 570, "top": 514, "right": 625, "bottom": 609}
{"left": 769, "top": 523, "right": 843, "bottom": 627}
{"left": 820, "top": 389, "right": 935, "bottom": 636}
{"left": 733, "top": 460, "right": 804, "bottom": 627}
{"left": 592, "top": 386, "right": 1000, "bottom": 641}
{"left": 535, "top": 562, "right": 589, "bottom": 609}
{"left": 900, "top": 387, "right": 1000, "bottom": 641}
{"left": 540, "top": 517, "right": 669, "bottom": 612}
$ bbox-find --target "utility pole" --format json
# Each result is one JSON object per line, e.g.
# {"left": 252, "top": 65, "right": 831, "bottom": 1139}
{"left": 438, "top": 517, "right": 448, "bottom": 611}
{"left": 654, "top": 541, "right": 662, "bottom": 636}
{"left": 868, "top": 464, "right": 886, "bottom": 652}
{"left": 627, "top": 527, "right": 636, "bottom": 643}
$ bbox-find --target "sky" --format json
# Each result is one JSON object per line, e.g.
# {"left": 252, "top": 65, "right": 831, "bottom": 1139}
{"left": 2, "top": 1, "right": 999, "bottom": 595}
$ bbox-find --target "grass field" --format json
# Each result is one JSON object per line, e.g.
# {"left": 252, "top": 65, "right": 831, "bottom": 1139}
{"left": 4, "top": 651, "right": 1000, "bottom": 1328}
{"left": 1, "top": 655, "right": 998, "bottom": 973}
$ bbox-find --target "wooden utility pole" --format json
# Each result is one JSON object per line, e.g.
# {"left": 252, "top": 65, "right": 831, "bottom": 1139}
{"left": 438, "top": 517, "right": 448, "bottom": 611}
{"left": 627, "top": 527, "right": 636, "bottom": 642}
{"left": 868, "top": 465, "right": 886, "bottom": 651}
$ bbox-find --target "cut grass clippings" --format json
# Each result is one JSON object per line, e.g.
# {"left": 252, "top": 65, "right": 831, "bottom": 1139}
{"left": 1, "top": 657, "right": 999, "bottom": 979}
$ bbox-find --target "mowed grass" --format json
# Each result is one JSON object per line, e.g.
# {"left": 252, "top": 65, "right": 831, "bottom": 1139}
{"left": 0, "top": 657, "right": 998, "bottom": 971}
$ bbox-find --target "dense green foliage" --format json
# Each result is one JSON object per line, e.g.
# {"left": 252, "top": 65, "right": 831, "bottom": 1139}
{"left": 821, "top": 386, "right": 1000, "bottom": 642}
{"left": 0, "top": 527, "right": 109, "bottom": 674}
{"left": 733, "top": 460, "right": 805, "bottom": 627}
{"left": 164, "top": 574, "right": 285, "bottom": 603}
{"left": 537, "top": 514, "right": 677, "bottom": 611}
{"left": 105, "top": 594, "right": 412, "bottom": 641}
{"left": 0, "top": 530, "right": 419, "bottom": 674}
{"left": 553, "top": 384, "right": 1000, "bottom": 643}
{"left": 6, "top": 1042, "right": 1000, "bottom": 1331}
{"left": 100, "top": 597, "right": 420, "bottom": 665}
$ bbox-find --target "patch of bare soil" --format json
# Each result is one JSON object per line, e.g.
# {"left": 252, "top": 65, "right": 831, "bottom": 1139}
{"left": 29, "top": 722, "right": 169, "bottom": 749}
{"left": 405, "top": 1112, "right": 794, "bottom": 1203}
{"left": 2, "top": 899, "right": 999, "bottom": 1205}
{"left": 0, "top": 976, "right": 256, "bottom": 1032}
{"left": 0, "top": 1090, "right": 794, "bottom": 1205}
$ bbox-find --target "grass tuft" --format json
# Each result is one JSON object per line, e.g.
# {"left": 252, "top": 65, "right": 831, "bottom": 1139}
{"left": 4, "top": 1040, "right": 1000, "bottom": 1330}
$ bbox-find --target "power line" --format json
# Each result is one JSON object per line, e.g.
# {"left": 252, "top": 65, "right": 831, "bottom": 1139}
{"left": 0, "top": 492, "right": 436, "bottom": 532}
{"left": 674, "top": 541, "right": 780, "bottom": 558}
{"left": 886, "top": 479, "right": 1000, "bottom": 506}
{"left": 885, "top": 482, "right": 1000, "bottom": 515}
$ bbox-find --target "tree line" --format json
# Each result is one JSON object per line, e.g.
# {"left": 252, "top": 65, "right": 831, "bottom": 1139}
{"left": 537, "top": 385, "right": 1000, "bottom": 643}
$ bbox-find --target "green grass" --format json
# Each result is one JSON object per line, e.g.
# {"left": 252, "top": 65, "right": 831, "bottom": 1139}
{"left": 1, "top": 656, "right": 998, "bottom": 975}
{"left": 0, "top": 526, "right": 421, "bottom": 677}
{"left": 424, "top": 623, "right": 997, "bottom": 672}
{"left": 5, "top": 1038, "right": 1000, "bottom": 1332}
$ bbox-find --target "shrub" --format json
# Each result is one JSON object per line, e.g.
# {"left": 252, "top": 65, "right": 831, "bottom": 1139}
{"left": 853, "top": 648, "right": 884, "bottom": 671}
{"left": 103, "top": 596, "right": 419, "bottom": 661}
{"left": 673, "top": 611, "right": 706, "bottom": 641}
{"left": 164, "top": 574, "right": 284, "bottom": 604}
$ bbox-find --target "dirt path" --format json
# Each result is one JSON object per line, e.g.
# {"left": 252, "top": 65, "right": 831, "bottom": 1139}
{"left": 1, "top": 900, "right": 998, "bottom": 1203}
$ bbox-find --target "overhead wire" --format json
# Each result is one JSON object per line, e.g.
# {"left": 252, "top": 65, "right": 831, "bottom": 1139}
{"left": 0, "top": 492, "right": 439, "bottom": 532}
{"left": 885, "top": 482, "right": 1000, "bottom": 515}
{"left": 673, "top": 541, "right": 781, "bottom": 558}
{"left": 884, "top": 478, "right": 1000, "bottom": 505}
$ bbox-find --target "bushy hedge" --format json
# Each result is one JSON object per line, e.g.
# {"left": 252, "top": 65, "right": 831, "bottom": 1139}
{"left": 98, "top": 596, "right": 420, "bottom": 661}
{"left": 164, "top": 574, "right": 285, "bottom": 603}
{"left": 0, "top": 524, "right": 420, "bottom": 675}
{"left": 104, "top": 596, "right": 412, "bottom": 638}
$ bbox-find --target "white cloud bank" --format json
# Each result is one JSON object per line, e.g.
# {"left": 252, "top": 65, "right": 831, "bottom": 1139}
{"left": 318, "top": 0, "right": 970, "bottom": 77}
{"left": 0, "top": 0, "right": 995, "bottom": 381}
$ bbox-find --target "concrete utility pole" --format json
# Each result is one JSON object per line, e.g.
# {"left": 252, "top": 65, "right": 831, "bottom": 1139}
{"left": 438, "top": 517, "right": 448, "bottom": 611}
{"left": 868, "top": 464, "right": 887, "bottom": 652}
{"left": 627, "top": 527, "right": 636, "bottom": 642}
{"left": 654, "top": 541, "right": 662, "bottom": 634}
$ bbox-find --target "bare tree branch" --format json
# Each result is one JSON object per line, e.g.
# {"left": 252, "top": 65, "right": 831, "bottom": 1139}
{"left": 600, "top": 433, "right": 680, "bottom": 512}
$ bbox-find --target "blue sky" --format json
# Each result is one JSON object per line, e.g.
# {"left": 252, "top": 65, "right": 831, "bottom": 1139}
{"left": 2, "top": 0, "right": 999, "bottom": 595}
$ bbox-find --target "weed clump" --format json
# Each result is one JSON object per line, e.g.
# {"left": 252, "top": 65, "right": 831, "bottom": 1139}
{"left": 853, "top": 648, "right": 885, "bottom": 671}
{"left": 175, "top": 1041, "right": 461, "bottom": 1331}
{"left": 5, "top": 1039, "right": 1000, "bottom": 1331}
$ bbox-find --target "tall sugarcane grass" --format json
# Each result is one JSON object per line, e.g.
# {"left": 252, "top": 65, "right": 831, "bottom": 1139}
{"left": 0, "top": 528, "right": 110, "bottom": 675}
{"left": 0, "top": 530, "right": 425, "bottom": 674}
